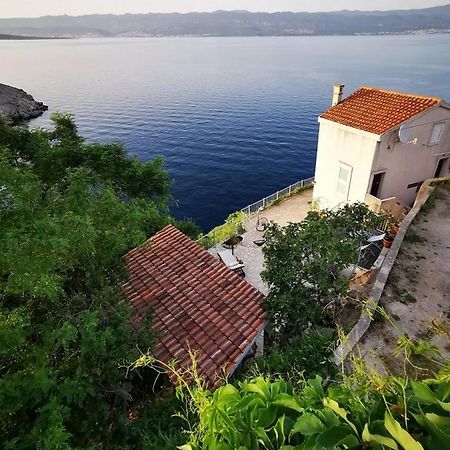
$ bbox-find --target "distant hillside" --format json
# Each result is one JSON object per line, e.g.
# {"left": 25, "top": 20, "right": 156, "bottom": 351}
{"left": 1, "top": 5, "right": 450, "bottom": 38}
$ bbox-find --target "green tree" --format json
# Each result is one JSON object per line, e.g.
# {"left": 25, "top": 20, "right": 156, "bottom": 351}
{"left": 0, "top": 115, "right": 173, "bottom": 448}
{"left": 0, "top": 112, "right": 171, "bottom": 206}
{"left": 262, "top": 204, "right": 381, "bottom": 342}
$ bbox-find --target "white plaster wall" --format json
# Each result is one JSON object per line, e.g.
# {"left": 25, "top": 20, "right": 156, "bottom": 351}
{"left": 372, "top": 106, "right": 450, "bottom": 206}
{"left": 313, "top": 119, "right": 378, "bottom": 210}
{"left": 255, "top": 328, "right": 264, "bottom": 357}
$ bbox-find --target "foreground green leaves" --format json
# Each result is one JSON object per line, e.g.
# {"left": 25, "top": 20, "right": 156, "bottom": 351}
{"left": 183, "top": 370, "right": 450, "bottom": 449}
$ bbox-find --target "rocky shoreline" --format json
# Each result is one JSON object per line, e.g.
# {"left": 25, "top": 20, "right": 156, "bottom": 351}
{"left": 0, "top": 83, "right": 48, "bottom": 124}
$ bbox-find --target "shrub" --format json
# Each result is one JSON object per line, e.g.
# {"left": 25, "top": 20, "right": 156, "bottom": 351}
{"left": 242, "top": 331, "right": 337, "bottom": 383}
{"left": 197, "top": 211, "right": 246, "bottom": 248}
{"left": 125, "top": 394, "right": 189, "bottom": 450}
{"left": 173, "top": 218, "right": 203, "bottom": 240}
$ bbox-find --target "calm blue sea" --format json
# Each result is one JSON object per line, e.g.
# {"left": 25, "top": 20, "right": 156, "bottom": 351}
{"left": 1, "top": 35, "right": 450, "bottom": 230}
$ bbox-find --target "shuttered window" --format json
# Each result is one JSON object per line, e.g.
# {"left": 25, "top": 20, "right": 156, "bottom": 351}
{"left": 429, "top": 123, "right": 446, "bottom": 145}
{"left": 336, "top": 163, "right": 352, "bottom": 200}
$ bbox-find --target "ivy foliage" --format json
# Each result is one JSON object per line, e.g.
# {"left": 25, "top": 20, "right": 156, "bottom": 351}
{"left": 0, "top": 115, "right": 173, "bottom": 448}
{"left": 262, "top": 204, "right": 381, "bottom": 341}
{"left": 182, "top": 367, "right": 450, "bottom": 450}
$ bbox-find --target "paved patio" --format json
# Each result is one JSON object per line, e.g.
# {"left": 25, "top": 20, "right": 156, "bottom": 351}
{"left": 210, "top": 188, "right": 313, "bottom": 294}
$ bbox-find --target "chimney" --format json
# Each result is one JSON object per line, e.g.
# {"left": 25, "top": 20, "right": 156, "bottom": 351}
{"left": 332, "top": 84, "right": 345, "bottom": 106}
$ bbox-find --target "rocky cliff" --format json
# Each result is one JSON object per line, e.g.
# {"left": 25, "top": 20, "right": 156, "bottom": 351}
{"left": 0, "top": 83, "right": 48, "bottom": 124}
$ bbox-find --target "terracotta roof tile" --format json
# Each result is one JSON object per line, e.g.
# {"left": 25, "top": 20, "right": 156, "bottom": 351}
{"left": 320, "top": 86, "right": 441, "bottom": 135}
{"left": 123, "top": 225, "right": 265, "bottom": 388}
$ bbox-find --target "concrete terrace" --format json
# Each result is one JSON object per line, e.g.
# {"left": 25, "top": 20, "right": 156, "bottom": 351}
{"left": 209, "top": 188, "right": 313, "bottom": 294}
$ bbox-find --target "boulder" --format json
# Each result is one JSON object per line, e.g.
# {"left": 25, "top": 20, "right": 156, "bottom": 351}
{"left": 0, "top": 83, "right": 48, "bottom": 124}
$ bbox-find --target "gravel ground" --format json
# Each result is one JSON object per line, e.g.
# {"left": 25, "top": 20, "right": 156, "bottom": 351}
{"left": 357, "top": 182, "right": 450, "bottom": 376}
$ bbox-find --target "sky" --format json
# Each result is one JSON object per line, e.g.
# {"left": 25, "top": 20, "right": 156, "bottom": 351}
{"left": 0, "top": 0, "right": 448, "bottom": 18}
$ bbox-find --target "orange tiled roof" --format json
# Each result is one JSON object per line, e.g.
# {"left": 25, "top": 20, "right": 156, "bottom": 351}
{"left": 122, "top": 225, "right": 265, "bottom": 387}
{"left": 320, "top": 87, "right": 441, "bottom": 135}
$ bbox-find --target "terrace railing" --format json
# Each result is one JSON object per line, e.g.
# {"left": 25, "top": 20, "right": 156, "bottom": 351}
{"left": 240, "top": 176, "right": 315, "bottom": 216}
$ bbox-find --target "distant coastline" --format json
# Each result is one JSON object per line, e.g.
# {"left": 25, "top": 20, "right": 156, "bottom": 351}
{"left": 1, "top": 5, "right": 450, "bottom": 38}
{"left": 0, "top": 34, "right": 67, "bottom": 40}
{"left": 2, "top": 30, "right": 450, "bottom": 40}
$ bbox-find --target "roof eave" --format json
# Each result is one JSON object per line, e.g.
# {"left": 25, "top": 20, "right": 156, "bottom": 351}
{"left": 379, "top": 101, "right": 443, "bottom": 138}
{"left": 318, "top": 116, "right": 382, "bottom": 140}
{"left": 228, "top": 322, "right": 266, "bottom": 376}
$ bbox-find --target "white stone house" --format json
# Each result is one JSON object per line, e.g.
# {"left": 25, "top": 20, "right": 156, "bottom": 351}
{"left": 313, "top": 85, "right": 450, "bottom": 213}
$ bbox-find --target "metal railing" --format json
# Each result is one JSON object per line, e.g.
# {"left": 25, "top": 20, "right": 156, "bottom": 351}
{"left": 240, "top": 176, "right": 315, "bottom": 216}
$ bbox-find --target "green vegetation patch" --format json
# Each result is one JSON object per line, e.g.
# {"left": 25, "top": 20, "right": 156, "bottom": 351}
{"left": 269, "top": 183, "right": 313, "bottom": 207}
{"left": 405, "top": 228, "right": 426, "bottom": 243}
{"left": 241, "top": 331, "right": 337, "bottom": 384}
{"left": 197, "top": 211, "right": 246, "bottom": 248}
{"left": 0, "top": 114, "right": 184, "bottom": 449}
{"left": 179, "top": 364, "right": 450, "bottom": 449}
{"left": 261, "top": 203, "right": 382, "bottom": 342}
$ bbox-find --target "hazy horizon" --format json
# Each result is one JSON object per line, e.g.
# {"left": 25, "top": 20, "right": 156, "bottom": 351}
{"left": 0, "top": 0, "right": 449, "bottom": 19}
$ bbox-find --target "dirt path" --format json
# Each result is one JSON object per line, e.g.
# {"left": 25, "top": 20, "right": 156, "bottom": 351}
{"left": 357, "top": 182, "right": 450, "bottom": 376}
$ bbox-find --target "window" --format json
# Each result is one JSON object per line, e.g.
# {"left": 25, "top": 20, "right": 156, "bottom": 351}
{"left": 429, "top": 123, "right": 446, "bottom": 145}
{"left": 434, "top": 158, "right": 448, "bottom": 178}
{"left": 336, "top": 163, "right": 352, "bottom": 200}
{"left": 370, "top": 172, "right": 385, "bottom": 198}
{"left": 407, "top": 181, "right": 423, "bottom": 189}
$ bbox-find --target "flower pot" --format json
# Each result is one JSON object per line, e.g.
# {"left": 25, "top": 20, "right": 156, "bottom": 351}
{"left": 383, "top": 235, "right": 394, "bottom": 248}
{"left": 390, "top": 224, "right": 400, "bottom": 234}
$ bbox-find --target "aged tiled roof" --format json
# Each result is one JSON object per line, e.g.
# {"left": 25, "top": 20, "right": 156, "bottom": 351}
{"left": 122, "top": 225, "right": 265, "bottom": 387}
{"left": 320, "top": 87, "right": 441, "bottom": 135}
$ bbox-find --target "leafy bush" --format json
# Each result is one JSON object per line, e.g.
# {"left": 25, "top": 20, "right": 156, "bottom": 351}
{"left": 173, "top": 218, "right": 203, "bottom": 240}
{"left": 181, "top": 366, "right": 450, "bottom": 449}
{"left": 242, "top": 332, "right": 337, "bottom": 383}
{"left": 124, "top": 394, "right": 189, "bottom": 449}
{"left": 197, "top": 211, "right": 246, "bottom": 248}
{"left": 0, "top": 113, "right": 171, "bottom": 206}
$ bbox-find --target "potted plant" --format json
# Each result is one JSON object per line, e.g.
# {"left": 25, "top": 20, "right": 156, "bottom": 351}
{"left": 383, "top": 233, "right": 395, "bottom": 248}
{"left": 390, "top": 221, "right": 400, "bottom": 235}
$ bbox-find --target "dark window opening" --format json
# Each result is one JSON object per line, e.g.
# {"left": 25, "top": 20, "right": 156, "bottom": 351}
{"left": 407, "top": 181, "right": 424, "bottom": 191}
{"left": 434, "top": 158, "right": 448, "bottom": 178}
{"left": 370, "top": 172, "right": 385, "bottom": 198}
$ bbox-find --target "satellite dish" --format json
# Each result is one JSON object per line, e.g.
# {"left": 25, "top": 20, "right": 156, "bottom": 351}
{"left": 398, "top": 123, "right": 409, "bottom": 143}
{"left": 399, "top": 122, "right": 418, "bottom": 144}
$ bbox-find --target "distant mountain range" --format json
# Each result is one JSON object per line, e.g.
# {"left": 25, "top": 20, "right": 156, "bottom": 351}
{"left": 0, "top": 34, "right": 57, "bottom": 40}
{"left": 1, "top": 5, "right": 450, "bottom": 38}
